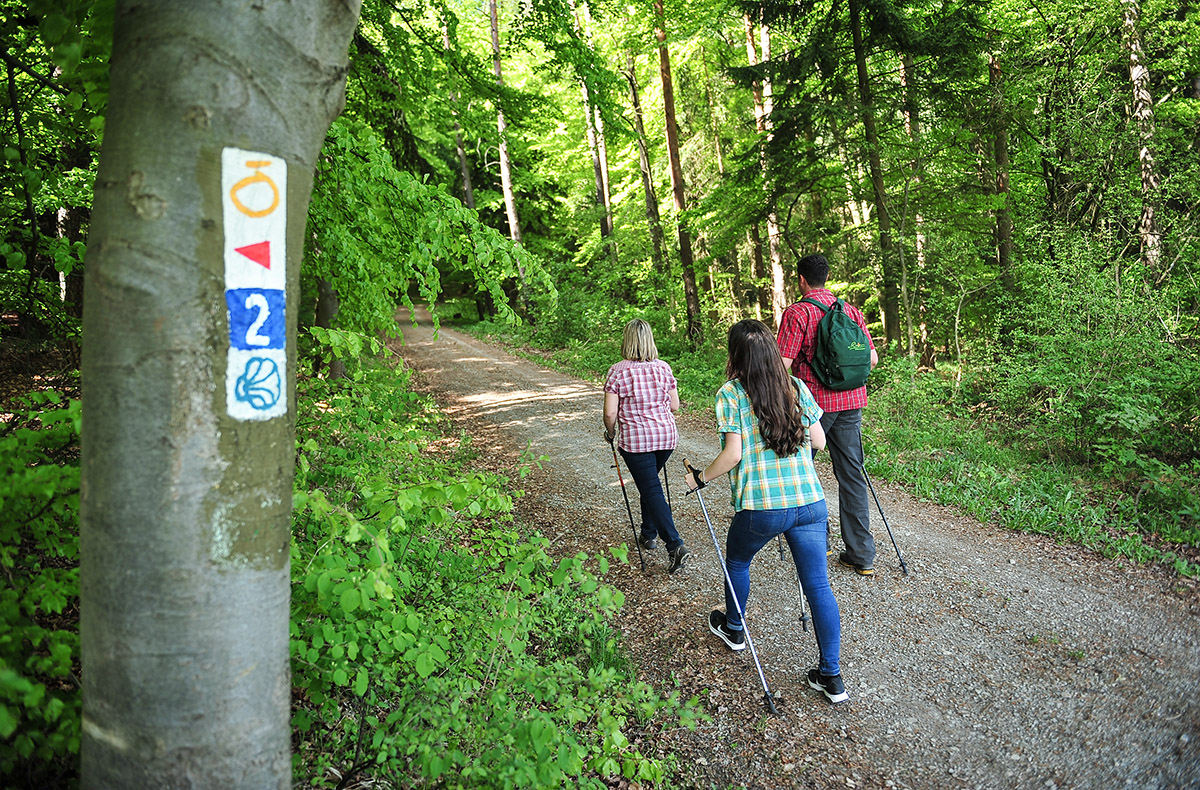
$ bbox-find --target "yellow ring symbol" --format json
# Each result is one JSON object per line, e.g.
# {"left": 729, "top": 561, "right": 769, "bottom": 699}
{"left": 229, "top": 160, "right": 279, "bottom": 218}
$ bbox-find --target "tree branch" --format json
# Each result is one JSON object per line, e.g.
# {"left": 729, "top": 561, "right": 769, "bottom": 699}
{"left": 0, "top": 46, "right": 71, "bottom": 96}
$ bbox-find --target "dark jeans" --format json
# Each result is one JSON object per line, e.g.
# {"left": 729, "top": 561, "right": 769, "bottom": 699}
{"left": 618, "top": 448, "right": 682, "bottom": 551}
{"left": 820, "top": 408, "right": 876, "bottom": 567}
{"left": 722, "top": 500, "right": 841, "bottom": 676}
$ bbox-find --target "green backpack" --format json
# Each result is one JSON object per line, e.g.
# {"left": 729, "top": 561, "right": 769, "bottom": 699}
{"left": 801, "top": 297, "right": 872, "bottom": 391}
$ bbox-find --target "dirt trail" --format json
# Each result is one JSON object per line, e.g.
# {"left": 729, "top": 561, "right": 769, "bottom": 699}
{"left": 391, "top": 310, "right": 1200, "bottom": 790}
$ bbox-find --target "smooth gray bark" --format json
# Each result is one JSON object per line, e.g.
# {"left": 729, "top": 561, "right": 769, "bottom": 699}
{"left": 79, "top": 2, "right": 359, "bottom": 788}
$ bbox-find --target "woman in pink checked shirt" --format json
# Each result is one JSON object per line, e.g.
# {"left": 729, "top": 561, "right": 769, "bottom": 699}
{"left": 603, "top": 319, "right": 691, "bottom": 573}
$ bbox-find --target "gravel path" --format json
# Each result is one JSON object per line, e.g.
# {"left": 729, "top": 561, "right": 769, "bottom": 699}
{"left": 391, "top": 310, "right": 1200, "bottom": 790}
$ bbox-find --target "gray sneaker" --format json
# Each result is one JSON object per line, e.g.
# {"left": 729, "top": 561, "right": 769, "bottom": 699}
{"left": 638, "top": 535, "right": 658, "bottom": 550}
{"left": 667, "top": 544, "right": 690, "bottom": 573}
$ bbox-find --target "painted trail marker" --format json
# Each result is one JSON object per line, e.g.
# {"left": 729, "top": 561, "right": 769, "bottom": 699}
{"left": 222, "top": 148, "right": 286, "bottom": 421}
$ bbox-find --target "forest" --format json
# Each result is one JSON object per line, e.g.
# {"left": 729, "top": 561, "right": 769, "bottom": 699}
{"left": 2, "top": 0, "right": 1197, "bottom": 786}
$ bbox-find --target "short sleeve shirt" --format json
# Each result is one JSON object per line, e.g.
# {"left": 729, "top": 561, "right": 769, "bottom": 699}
{"left": 604, "top": 359, "right": 679, "bottom": 453}
{"left": 776, "top": 289, "right": 875, "bottom": 413}
{"left": 714, "top": 377, "right": 824, "bottom": 511}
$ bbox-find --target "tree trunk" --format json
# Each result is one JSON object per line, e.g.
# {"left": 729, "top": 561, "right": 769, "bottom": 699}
{"left": 757, "top": 21, "right": 788, "bottom": 325}
{"left": 315, "top": 278, "right": 346, "bottom": 380}
{"left": 899, "top": 55, "right": 926, "bottom": 357}
{"left": 850, "top": 0, "right": 898, "bottom": 347}
{"left": 443, "top": 25, "right": 475, "bottom": 210}
{"left": 654, "top": 0, "right": 702, "bottom": 343}
{"left": 571, "top": 0, "right": 615, "bottom": 251}
{"left": 489, "top": 0, "right": 527, "bottom": 310}
{"left": 1121, "top": 0, "right": 1164, "bottom": 282}
{"left": 79, "top": 2, "right": 359, "bottom": 787}
{"left": 623, "top": 52, "right": 665, "bottom": 274}
{"left": 986, "top": 53, "right": 1014, "bottom": 296}
{"left": 742, "top": 15, "right": 769, "bottom": 319}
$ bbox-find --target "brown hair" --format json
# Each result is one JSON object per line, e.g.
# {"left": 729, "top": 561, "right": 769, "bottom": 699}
{"left": 725, "top": 319, "right": 804, "bottom": 457}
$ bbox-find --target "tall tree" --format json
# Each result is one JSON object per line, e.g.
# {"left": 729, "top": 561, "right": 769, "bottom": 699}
{"left": 849, "top": 0, "right": 899, "bottom": 345}
{"left": 742, "top": 10, "right": 771, "bottom": 320}
{"left": 623, "top": 51, "right": 666, "bottom": 272}
{"left": 79, "top": 1, "right": 359, "bottom": 787}
{"left": 1120, "top": 0, "right": 1163, "bottom": 281}
{"left": 444, "top": 23, "right": 477, "bottom": 210}
{"left": 654, "top": 0, "right": 702, "bottom": 342}
{"left": 489, "top": 0, "right": 528, "bottom": 310}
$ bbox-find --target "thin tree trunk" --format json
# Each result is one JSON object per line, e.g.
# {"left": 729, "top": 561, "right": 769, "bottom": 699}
{"left": 757, "top": 21, "right": 787, "bottom": 324}
{"left": 987, "top": 53, "right": 1014, "bottom": 295}
{"left": 489, "top": 0, "right": 527, "bottom": 311}
{"left": 444, "top": 25, "right": 475, "bottom": 209}
{"left": 79, "top": 1, "right": 359, "bottom": 787}
{"left": 654, "top": 0, "right": 702, "bottom": 343}
{"left": 743, "top": 12, "right": 772, "bottom": 321}
{"left": 850, "top": 0, "right": 898, "bottom": 346}
{"left": 575, "top": 0, "right": 615, "bottom": 253}
{"left": 897, "top": 54, "right": 928, "bottom": 358}
{"left": 624, "top": 52, "right": 665, "bottom": 274}
{"left": 315, "top": 278, "right": 346, "bottom": 380}
{"left": 1121, "top": 0, "right": 1164, "bottom": 282}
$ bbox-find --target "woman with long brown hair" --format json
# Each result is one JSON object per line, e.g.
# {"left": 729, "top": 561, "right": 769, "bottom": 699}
{"left": 684, "top": 319, "right": 847, "bottom": 703}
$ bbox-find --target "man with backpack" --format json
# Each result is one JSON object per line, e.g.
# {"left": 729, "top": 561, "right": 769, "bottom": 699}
{"left": 776, "top": 253, "right": 880, "bottom": 576}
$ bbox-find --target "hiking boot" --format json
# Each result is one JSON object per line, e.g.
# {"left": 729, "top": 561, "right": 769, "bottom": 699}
{"left": 667, "top": 544, "right": 690, "bottom": 574}
{"left": 807, "top": 668, "right": 849, "bottom": 704}
{"left": 708, "top": 610, "right": 745, "bottom": 651}
{"left": 838, "top": 551, "right": 874, "bottom": 576}
{"left": 638, "top": 535, "right": 658, "bottom": 551}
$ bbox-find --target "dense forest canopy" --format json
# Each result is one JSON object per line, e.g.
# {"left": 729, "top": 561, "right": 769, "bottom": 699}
{"left": 1, "top": 0, "right": 1197, "bottom": 785}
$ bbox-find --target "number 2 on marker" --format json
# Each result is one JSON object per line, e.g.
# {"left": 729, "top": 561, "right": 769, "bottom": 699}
{"left": 244, "top": 293, "right": 271, "bottom": 346}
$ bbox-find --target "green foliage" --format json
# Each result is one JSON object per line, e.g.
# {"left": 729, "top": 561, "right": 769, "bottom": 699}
{"left": 303, "top": 115, "right": 547, "bottom": 340}
{"left": 865, "top": 356, "right": 1199, "bottom": 578}
{"left": 0, "top": 392, "right": 81, "bottom": 786}
{"left": 290, "top": 358, "right": 698, "bottom": 787}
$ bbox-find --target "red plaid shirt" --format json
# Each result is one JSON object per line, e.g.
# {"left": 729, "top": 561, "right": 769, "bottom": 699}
{"left": 776, "top": 289, "right": 875, "bottom": 412}
{"left": 604, "top": 359, "right": 679, "bottom": 453}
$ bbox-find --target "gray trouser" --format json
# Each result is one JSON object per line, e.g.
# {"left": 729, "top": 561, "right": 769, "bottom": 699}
{"left": 819, "top": 408, "right": 876, "bottom": 566}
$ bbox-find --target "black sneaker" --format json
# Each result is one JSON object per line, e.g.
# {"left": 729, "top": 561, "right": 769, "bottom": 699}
{"left": 638, "top": 535, "right": 658, "bottom": 550}
{"left": 667, "top": 544, "right": 690, "bottom": 573}
{"left": 708, "top": 610, "right": 745, "bottom": 651}
{"left": 807, "top": 668, "right": 849, "bottom": 704}
{"left": 838, "top": 551, "right": 874, "bottom": 576}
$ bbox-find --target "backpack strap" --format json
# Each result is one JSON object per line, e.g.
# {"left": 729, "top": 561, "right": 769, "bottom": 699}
{"left": 797, "top": 297, "right": 832, "bottom": 370}
{"left": 800, "top": 296, "right": 831, "bottom": 313}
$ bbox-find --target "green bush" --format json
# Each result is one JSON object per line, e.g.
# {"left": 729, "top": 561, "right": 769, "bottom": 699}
{"left": 290, "top": 361, "right": 698, "bottom": 788}
{"left": 0, "top": 392, "right": 81, "bottom": 787}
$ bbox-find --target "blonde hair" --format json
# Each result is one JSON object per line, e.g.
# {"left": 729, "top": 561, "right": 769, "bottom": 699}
{"left": 621, "top": 319, "right": 659, "bottom": 362}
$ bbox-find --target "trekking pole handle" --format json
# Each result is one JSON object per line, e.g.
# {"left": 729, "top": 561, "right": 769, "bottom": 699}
{"left": 683, "top": 459, "right": 708, "bottom": 492}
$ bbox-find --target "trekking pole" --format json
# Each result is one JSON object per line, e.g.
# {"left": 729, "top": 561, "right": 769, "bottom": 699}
{"left": 685, "top": 460, "right": 780, "bottom": 716}
{"left": 662, "top": 466, "right": 672, "bottom": 510}
{"left": 777, "top": 538, "right": 810, "bottom": 632}
{"left": 857, "top": 436, "right": 909, "bottom": 575}
{"left": 608, "top": 435, "right": 646, "bottom": 571}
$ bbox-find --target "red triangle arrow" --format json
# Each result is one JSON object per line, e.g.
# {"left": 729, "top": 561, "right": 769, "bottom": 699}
{"left": 235, "top": 241, "right": 271, "bottom": 269}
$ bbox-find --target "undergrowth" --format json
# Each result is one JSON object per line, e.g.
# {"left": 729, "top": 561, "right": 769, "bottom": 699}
{"left": 290, "top": 354, "right": 699, "bottom": 788}
{"left": 1, "top": 345, "right": 699, "bottom": 788}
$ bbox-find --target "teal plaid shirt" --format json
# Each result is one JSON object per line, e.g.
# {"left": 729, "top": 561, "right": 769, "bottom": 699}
{"left": 714, "top": 377, "right": 825, "bottom": 511}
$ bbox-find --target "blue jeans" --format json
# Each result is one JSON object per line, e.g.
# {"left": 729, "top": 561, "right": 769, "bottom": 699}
{"left": 723, "top": 500, "right": 842, "bottom": 676}
{"left": 820, "top": 408, "right": 876, "bottom": 567}
{"left": 618, "top": 448, "right": 682, "bottom": 551}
